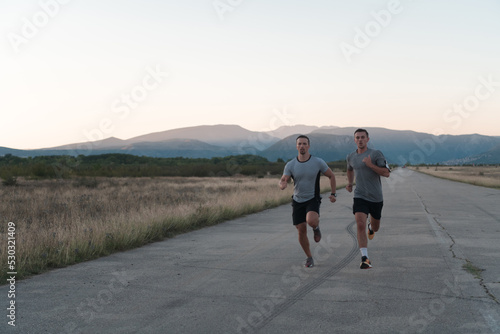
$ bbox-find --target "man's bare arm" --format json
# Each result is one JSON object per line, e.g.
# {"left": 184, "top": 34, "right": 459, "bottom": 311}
{"left": 279, "top": 174, "right": 291, "bottom": 190}
{"left": 363, "top": 155, "right": 390, "bottom": 178}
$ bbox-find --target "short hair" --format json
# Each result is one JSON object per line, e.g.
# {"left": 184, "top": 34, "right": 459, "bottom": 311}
{"left": 296, "top": 135, "right": 310, "bottom": 145}
{"left": 354, "top": 128, "right": 369, "bottom": 137}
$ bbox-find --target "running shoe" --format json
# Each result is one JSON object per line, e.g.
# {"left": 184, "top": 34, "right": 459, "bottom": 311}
{"left": 313, "top": 226, "right": 322, "bottom": 243}
{"left": 360, "top": 256, "right": 372, "bottom": 269}
{"left": 368, "top": 223, "right": 375, "bottom": 240}
{"left": 305, "top": 257, "right": 314, "bottom": 268}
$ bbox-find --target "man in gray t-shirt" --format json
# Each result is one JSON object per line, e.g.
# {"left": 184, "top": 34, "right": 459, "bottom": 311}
{"left": 283, "top": 154, "right": 329, "bottom": 203}
{"left": 346, "top": 129, "right": 390, "bottom": 269}
{"left": 280, "top": 135, "right": 337, "bottom": 268}
{"left": 347, "top": 148, "right": 388, "bottom": 203}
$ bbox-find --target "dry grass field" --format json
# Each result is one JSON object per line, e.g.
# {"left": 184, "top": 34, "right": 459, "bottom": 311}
{"left": 1, "top": 173, "right": 346, "bottom": 281}
{"left": 410, "top": 165, "right": 500, "bottom": 189}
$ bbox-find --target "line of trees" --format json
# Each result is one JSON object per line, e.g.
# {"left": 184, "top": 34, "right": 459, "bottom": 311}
{"left": 0, "top": 153, "right": 348, "bottom": 183}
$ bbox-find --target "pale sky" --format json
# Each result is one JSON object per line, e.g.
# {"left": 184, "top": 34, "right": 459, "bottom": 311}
{"left": 1, "top": 0, "right": 499, "bottom": 149}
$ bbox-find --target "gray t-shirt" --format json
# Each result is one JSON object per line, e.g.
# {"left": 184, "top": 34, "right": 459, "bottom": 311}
{"left": 346, "top": 148, "right": 390, "bottom": 202}
{"left": 283, "top": 155, "right": 329, "bottom": 203}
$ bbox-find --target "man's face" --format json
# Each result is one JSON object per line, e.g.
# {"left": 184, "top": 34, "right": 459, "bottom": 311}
{"left": 296, "top": 138, "right": 310, "bottom": 155}
{"left": 354, "top": 131, "right": 369, "bottom": 149}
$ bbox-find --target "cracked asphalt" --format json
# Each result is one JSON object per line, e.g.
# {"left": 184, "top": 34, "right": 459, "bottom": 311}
{"left": 1, "top": 168, "right": 499, "bottom": 333}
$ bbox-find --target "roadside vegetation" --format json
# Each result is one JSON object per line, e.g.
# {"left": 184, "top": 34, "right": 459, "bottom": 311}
{"left": 0, "top": 153, "right": 348, "bottom": 180}
{"left": 0, "top": 153, "right": 347, "bottom": 281}
{"left": 408, "top": 165, "right": 500, "bottom": 189}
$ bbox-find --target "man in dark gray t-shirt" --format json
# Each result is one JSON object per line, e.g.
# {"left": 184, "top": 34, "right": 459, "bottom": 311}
{"left": 346, "top": 129, "right": 391, "bottom": 269}
{"left": 280, "top": 135, "right": 337, "bottom": 268}
{"left": 347, "top": 148, "right": 387, "bottom": 203}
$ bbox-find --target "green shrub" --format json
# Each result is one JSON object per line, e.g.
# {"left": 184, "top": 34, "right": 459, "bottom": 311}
{"left": 1, "top": 175, "right": 18, "bottom": 186}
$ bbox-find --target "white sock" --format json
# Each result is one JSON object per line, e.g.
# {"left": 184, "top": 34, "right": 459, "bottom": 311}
{"left": 360, "top": 248, "right": 368, "bottom": 258}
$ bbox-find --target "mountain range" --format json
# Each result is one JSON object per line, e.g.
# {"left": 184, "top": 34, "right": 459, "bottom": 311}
{"left": 2, "top": 125, "right": 500, "bottom": 165}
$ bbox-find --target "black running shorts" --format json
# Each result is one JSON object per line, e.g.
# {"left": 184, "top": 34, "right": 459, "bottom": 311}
{"left": 292, "top": 198, "right": 321, "bottom": 225}
{"left": 353, "top": 197, "right": 383, "bottom": 220}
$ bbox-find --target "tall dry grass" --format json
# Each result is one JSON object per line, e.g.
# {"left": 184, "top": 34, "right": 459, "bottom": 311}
{"left": 410, "top": 166, "right": 500, "bottom": 189}
{"left": 1, "top": 174, "right": 346, "bottom": 281}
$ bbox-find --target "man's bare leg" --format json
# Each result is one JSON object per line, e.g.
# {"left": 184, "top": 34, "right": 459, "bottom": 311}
{"left": 370, "top": 217, "right": 381, "bottom": 232}
{"left": 355, "top": 212, "right": 372, "bottom": 269}
{"left": 306, "top": 211, "right": 319, "bottom": 229}
{"left": 296, "top": 222, "right": 312, "bottom": 258}
{"left": 355, "top": 212, "right": 368, "bottom": 248}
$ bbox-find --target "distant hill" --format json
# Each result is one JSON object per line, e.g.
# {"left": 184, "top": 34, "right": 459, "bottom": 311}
{"left": 263, "top": 125, "right": 321, "bottom": 139}
{"left": 445, "top": 144, "right": 500, "bottom": 165}
{"left": 125, "top": 124, "right": 279, "bottom": 151}
{"left": 261, "top": 133, "right": 354, "bottom": 162}
{"left": 2, "top": 125, "right": 500, "bottom": 164}
{"left": 109, "top": 139, "right": 235, "bottom": 158}
{"left": 0, "top": 147, "right": 29, "bottom": 156}
{"left": 14, "top": 139, "right": 246, "bottom": 159}
{"left": 48, "top": 137, "right": 127, "bottom": 150}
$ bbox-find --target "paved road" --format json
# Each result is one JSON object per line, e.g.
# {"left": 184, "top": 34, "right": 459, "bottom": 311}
{"left": 2, "top": 169, "right": 500, "bottom": 333}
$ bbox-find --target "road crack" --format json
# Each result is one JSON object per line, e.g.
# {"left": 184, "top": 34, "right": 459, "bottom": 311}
{"left": 413, "top": 188, "right": 499, "bottom": 305}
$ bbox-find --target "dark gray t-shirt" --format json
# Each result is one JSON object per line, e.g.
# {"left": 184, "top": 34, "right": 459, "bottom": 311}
{"left": 346, "top": 148, "right": 390, "bottom": 202}
{"left": 283, "top": 156, "right": 329, "bottom": 203}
